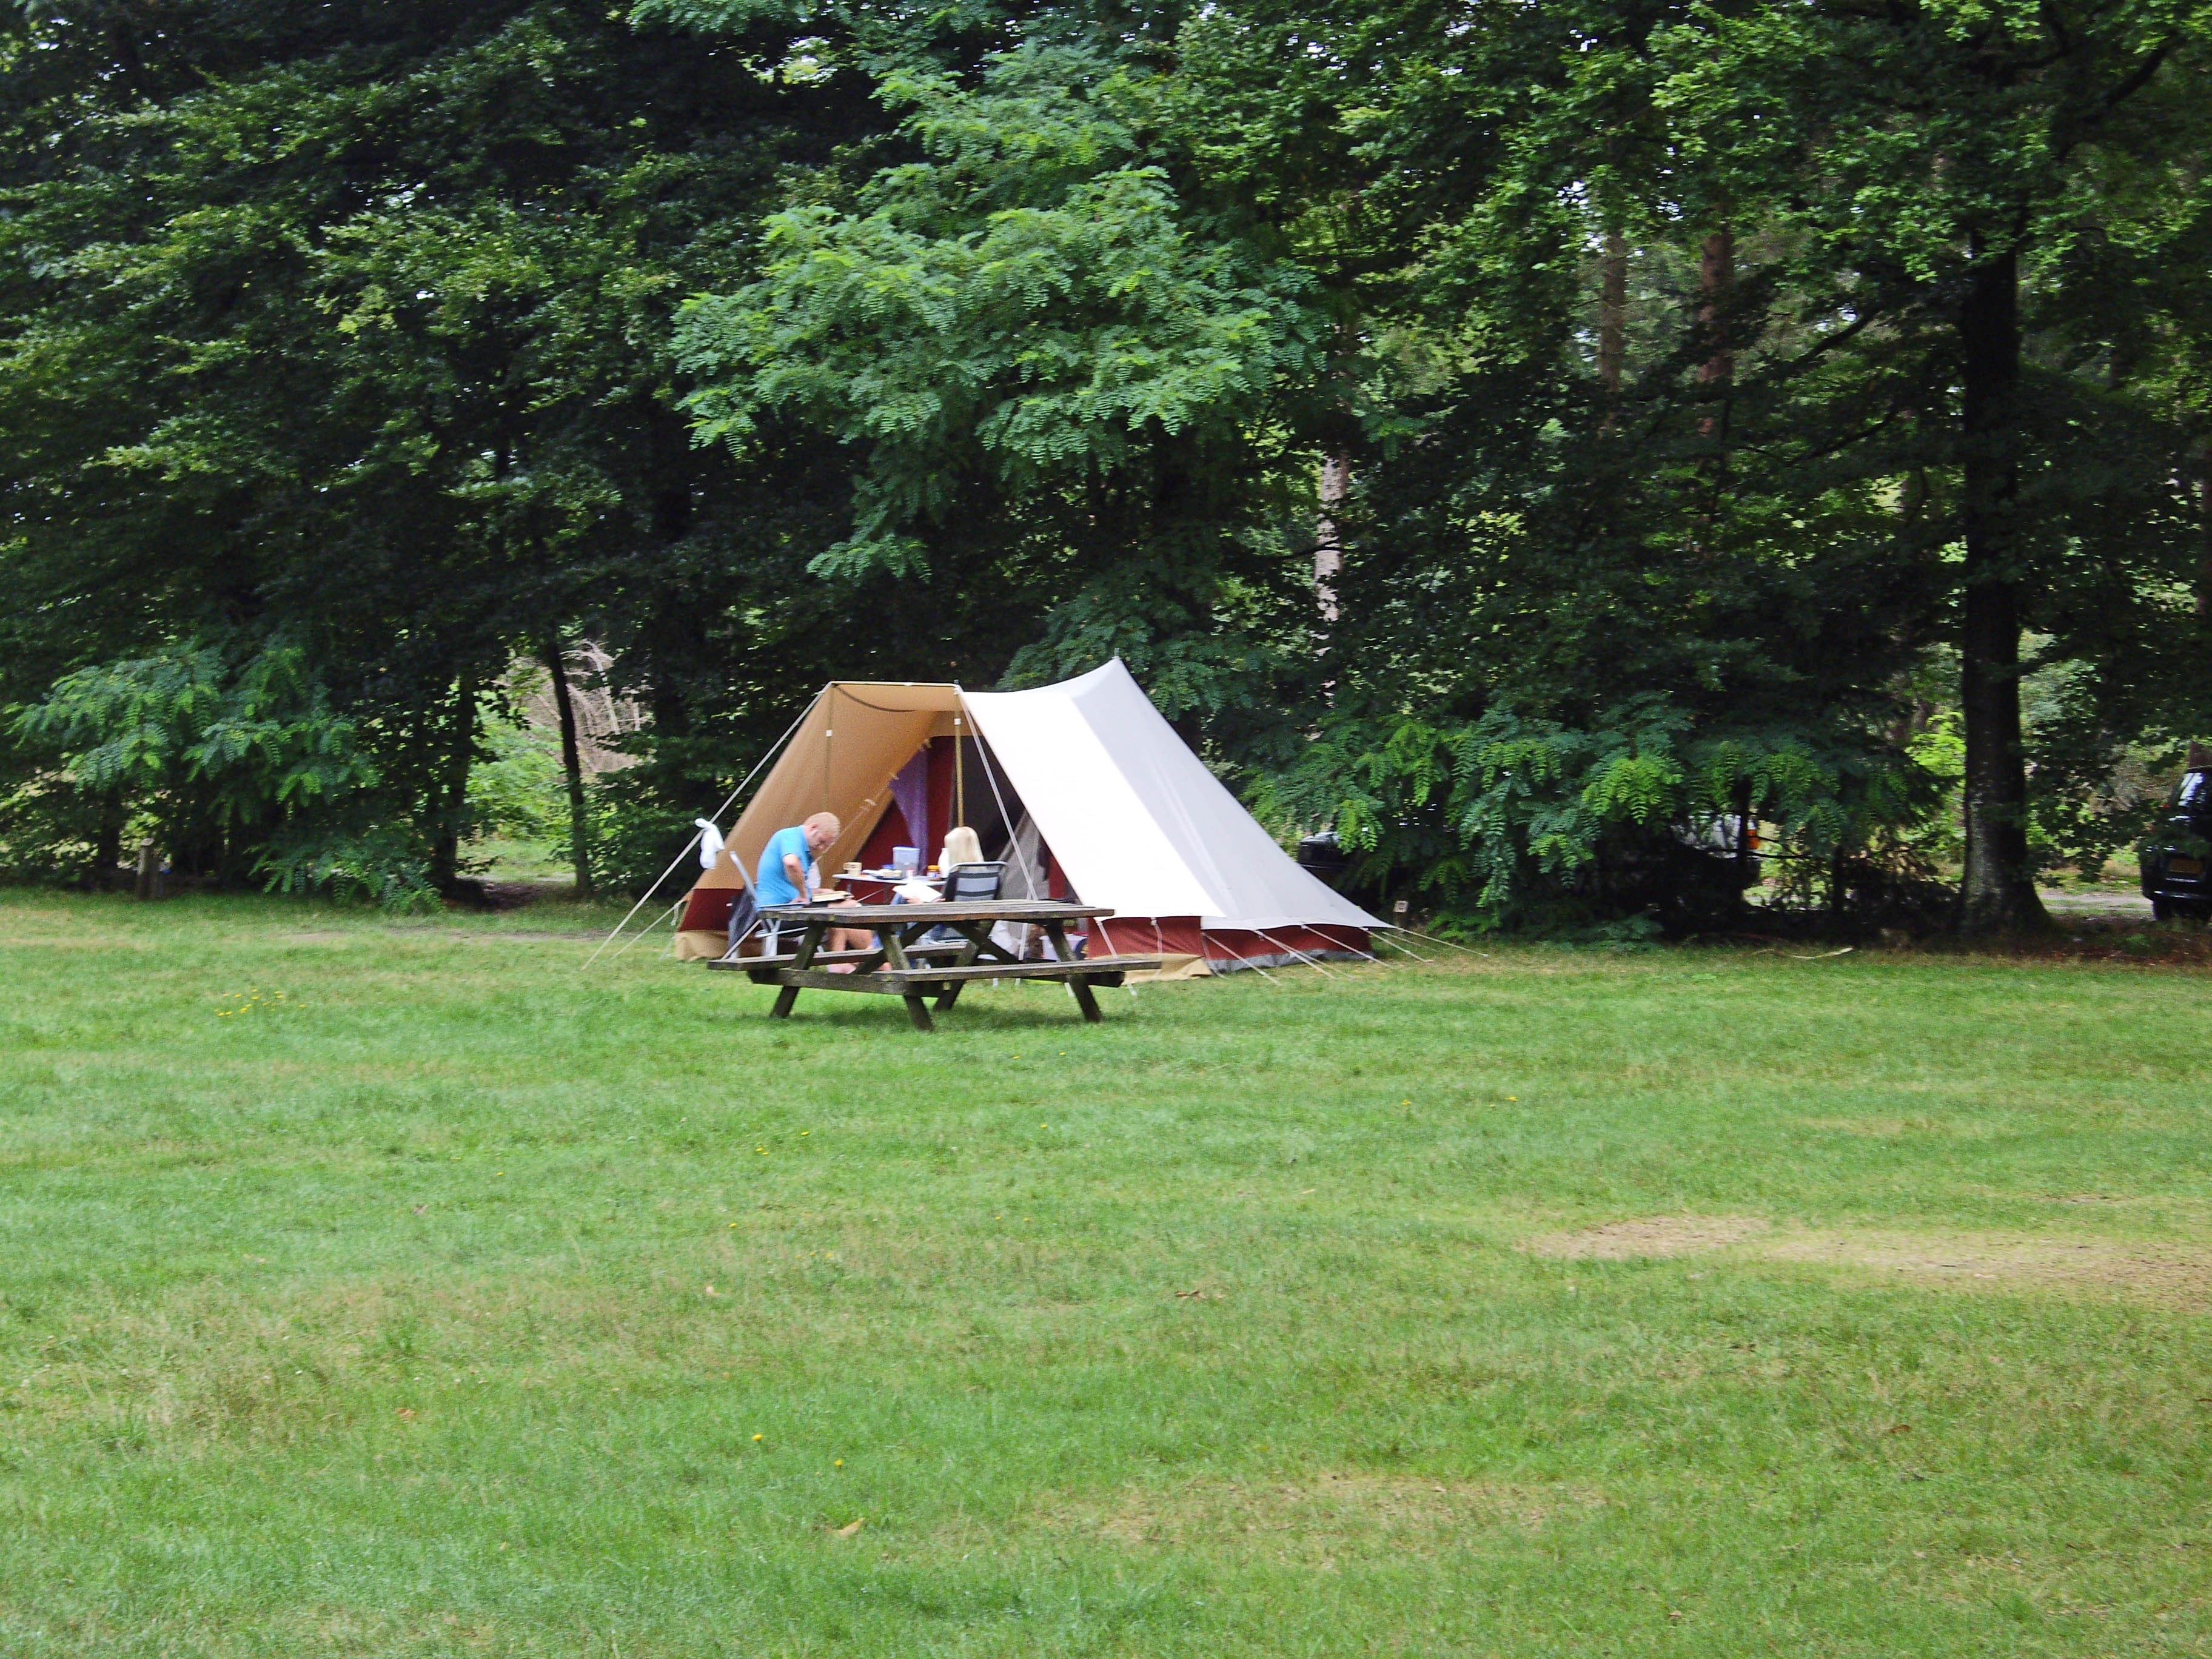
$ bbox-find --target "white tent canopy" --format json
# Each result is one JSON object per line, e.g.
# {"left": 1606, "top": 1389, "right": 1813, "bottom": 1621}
{"left": 669, "top": 659, "right": 1379, "bottom": 968}
{"left": 964, "top": 660, "right": 1375, "bottom": 934}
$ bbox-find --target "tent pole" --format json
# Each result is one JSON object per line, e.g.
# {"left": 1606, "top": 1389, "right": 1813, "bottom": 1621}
{"left": 962, "top": 687, "right": 1025, "bottom": 955}
{"left": 964, "top": 693, "right": 1023, "bottom": 867}
{"left": 585, "top": 691, "right": 818, "bottom": 967}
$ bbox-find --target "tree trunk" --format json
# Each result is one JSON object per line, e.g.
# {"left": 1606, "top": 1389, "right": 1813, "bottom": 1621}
{"left": 2194, "top": 435, "right": 2212, "bottom": 618}
{"left": 1957, "top": 244, "right": 2047, "bottom": 933}
{"left": 1598, "top": 229, "right": 1627, "bottom": 414}
{"left": 1732, "top": 776, "right": 1756, "bottom": 893}
{"left": 1697, "top": 226, "right": 1734, "bottom": 411}
{"left": 431, "top": 668, "right": 479, "bottom": 895}
{"left": 545, "top": 635, "right": 595, "bottom": 900}
{"left": 91, "top": 787, "right": 124, "bottom": 891}
{"left": 1315, "top": 457, "right": 1350, "bottom": 625}
{"left": 1690, "top": 226, "right": 1734, "bottom": 554}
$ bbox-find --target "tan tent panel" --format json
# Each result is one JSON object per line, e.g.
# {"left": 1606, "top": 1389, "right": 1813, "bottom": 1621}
{"left": 675, "top": 682, "right": 963, "bottom": 959}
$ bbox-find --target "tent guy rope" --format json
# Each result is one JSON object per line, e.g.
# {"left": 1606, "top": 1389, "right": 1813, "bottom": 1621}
{"left": 1253, "top": 927, "right": 1347, "bottom": 976}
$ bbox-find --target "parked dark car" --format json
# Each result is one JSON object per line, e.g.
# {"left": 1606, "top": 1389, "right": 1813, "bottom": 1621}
{"left": 2139, "top": 768, "right": 2212, "bottom": 920}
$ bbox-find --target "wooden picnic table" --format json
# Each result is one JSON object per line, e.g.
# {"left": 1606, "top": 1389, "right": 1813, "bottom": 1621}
{"left": 714, "top": 900, "right": 1159, "bottom": 1031}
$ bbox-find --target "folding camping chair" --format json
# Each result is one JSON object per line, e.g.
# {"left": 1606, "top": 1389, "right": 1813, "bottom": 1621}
{"left": 925, "top": 861, "right": 1007, "bottom": 943}
{"left": 941, "top": 862, "right": 1007, "bottom": 902}
{"left": 720, "top": 884, "right": 762, "bottom": 960}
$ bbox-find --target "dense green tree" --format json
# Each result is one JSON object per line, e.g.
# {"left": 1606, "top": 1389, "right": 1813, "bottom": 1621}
{"left": 669, "top": 31, "right": 1339, "bottom": 742}
{"left": 1162, "top": 0, "right": 2212, "bottom": 931}
{"left": 7, "top": 0, "right": 2207, "bottom": 934}
{"left": 1146, "top": 0, "right": 1945, "bottom": 928}
{"left": 0, "top": 1, "right": 887, "bottom": 889}
{"left": 1638, "top": 0, "right": 2212, "bottom": 930}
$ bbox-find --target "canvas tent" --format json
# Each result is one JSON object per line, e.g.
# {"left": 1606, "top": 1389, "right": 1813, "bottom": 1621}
{"left": 672, "top": 660, "right": 1379, "bottom": 971}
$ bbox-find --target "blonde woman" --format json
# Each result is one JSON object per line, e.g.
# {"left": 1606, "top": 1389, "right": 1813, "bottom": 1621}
{"left": 939, "top": 824, "right": 984, "bottom": 873}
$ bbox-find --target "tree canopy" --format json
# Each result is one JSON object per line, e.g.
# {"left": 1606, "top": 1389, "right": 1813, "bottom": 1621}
{"left": 5, "top": 0, "right": 2208, "bottom": 931}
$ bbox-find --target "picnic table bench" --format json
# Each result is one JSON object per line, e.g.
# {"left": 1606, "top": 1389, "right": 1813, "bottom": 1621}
{"left": 715, "top": 900, "right": 1159, "bottom": 1031}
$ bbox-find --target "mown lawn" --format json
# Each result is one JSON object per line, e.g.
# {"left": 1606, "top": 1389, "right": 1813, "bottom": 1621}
{"left": 2, "top": 891, "right": 2207, "bottom": 1657}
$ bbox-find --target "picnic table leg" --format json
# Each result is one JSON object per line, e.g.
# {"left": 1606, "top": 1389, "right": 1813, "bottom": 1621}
{"left": 935, "top": 924, "right": 987, "bottom": 1011}
{"left": 770, "top": 920, "right": 826, "bottom": 1019}
{"left": 880, "top": 924, "right": 936, "bottom": 1033}
{"left": 1044, "top": 922, "right": 1105, "bottom": 1022}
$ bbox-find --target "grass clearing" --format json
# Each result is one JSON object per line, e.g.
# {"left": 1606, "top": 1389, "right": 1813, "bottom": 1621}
{"left": 2, "top": 890, "right": 2209, "bottom": 1655}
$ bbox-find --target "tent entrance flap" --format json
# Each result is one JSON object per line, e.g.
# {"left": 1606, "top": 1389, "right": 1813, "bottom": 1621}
{"left": 674, "top": 682, "right": 960, "bottom": 960}
{"left": 722, "top": 683, "right": 960, "bottom": 877}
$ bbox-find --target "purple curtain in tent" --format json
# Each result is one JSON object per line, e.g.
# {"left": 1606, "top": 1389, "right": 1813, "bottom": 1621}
{"left": 890, "top": 750, "right": 928, "bottom": 852}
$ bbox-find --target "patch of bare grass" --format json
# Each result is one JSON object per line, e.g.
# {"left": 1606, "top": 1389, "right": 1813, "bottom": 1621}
{"left": 1029, "top": 1472, "right": 1605, "bottom": 1559}
{"left": 1795, "top": 1114, "right": 2002, "bottom": 1139}
{"left": 6, "top": 1233, "right": 1174, "bottom": 1458}
{"left": 1523, "top": 1214, "right": 1771, "bottom": 1259}
{"left": 4, "top": 1269, "right": 782, "bottom": 1452}
{"left": 1758, "top": 1230, "right": 2212, "bottom": 1307}
{"left": 1521, "top": 1213, "right": 2212, "bottom": 1307}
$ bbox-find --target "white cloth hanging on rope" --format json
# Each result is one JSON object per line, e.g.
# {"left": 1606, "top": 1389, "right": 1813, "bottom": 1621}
{"left": 694, "top": 819, "right": 725, "bottom": 871}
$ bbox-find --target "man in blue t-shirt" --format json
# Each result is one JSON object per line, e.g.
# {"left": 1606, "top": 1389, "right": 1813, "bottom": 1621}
{"left": 756, "top": 811, "right": 868, "bottom": 953}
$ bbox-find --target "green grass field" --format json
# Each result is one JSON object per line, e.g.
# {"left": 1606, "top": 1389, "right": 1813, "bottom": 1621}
{"left": 2, "top": 891, "right": 2207, "bottom": 1657}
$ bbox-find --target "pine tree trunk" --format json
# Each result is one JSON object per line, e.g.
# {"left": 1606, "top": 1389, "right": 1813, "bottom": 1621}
{"left": 1957, "top": 244, "right": 2047, "bottom": 933}
{"left": 432, "top": 668, "right": 478, "bottom": 895}
{"left": 1598, "top": 229, "right": 1627, "bottom": 410}
{"left": 2194, "top": 435, "right": 2212, "bottom": 618}
{"left": 545, "top": 636, "right": 595, "bottom": 900}
{"left": 91, "top": 788, "right": 124, "bottom": 891}
{"left": 1697, "top": 226, "right": 1733, "bottom": 417}
{"left": 1691, "top": 225, "right": 1734, "bottom": 552}
{"left": 1315, "top": 457, "right": 1349, "bottom": 624}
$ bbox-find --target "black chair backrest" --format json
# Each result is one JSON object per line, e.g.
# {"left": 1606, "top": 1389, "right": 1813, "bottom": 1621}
{"left": 725, "top": 886, "right": 760, "bottom": 951}
{"left": 941, "top": 861, "right": 1006, "bottom": 901}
